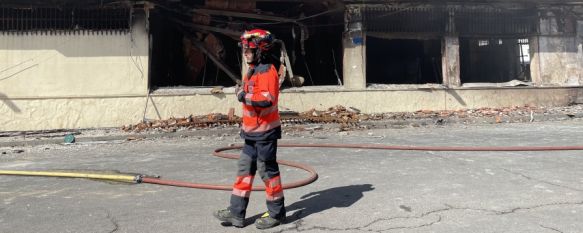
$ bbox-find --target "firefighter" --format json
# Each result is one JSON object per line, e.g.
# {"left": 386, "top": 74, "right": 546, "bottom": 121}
{"left": 213, "top": 29, "right": 285, "bottom": 229}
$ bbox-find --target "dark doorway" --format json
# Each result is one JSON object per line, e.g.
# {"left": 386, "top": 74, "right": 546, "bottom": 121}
{"left": 366, "top": 37, "right": 442, "bottom": 85}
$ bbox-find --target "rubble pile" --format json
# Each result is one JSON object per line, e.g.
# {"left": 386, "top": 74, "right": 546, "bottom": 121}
{"left": 383, "top": 105, "right": 583, "bottom": 122}
{"left": 122, "top": 104, "right": 583, "bottom": 132}
{"left": 122, "top": 113, "right": 240, "bottom": 133}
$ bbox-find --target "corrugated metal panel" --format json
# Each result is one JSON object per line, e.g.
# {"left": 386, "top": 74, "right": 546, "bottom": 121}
{"left": 0, "top": 7, "right": 131, "bottom": 32}
{"left": 455, "top": 9, "right": 538, "bottom": 37}
{"left": 364, "top": 6, "right": 539, "bottom": 37}
{"left": 365, "top": 6, "right": 447, "bottom": 34}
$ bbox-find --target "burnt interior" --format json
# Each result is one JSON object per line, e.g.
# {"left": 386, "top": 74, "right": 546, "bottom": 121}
{"left": 149, "top": 1, "right": 344, "bottom": 89}
{"left": 367, "top": 37, "right": 443, "bottom": 85}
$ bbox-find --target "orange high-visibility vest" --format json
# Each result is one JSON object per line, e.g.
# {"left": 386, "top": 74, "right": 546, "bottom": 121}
{"left": 241, "top": 63, "right": 281, "bottom": 136}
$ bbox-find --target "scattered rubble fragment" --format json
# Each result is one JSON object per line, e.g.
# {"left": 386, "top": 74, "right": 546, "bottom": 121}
{"left": 210, "top": 86, "right": 224, "bottom": 94}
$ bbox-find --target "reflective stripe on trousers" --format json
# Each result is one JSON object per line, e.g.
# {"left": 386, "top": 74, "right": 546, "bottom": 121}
{"left": 229, "top": 140, "right": 285, "bottom": 219}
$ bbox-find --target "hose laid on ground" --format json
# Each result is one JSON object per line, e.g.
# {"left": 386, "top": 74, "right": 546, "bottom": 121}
{"left": 141, "top": 144, "right": 318, "bottom": 191}
{"left": 0, "top": 170, "right": 139, "bottom": 183}
{"left": 2, "top": 143, "right": 583, "bottom": 191}
{"left": 273, "top": 144, "right": 583, "bottom": 152}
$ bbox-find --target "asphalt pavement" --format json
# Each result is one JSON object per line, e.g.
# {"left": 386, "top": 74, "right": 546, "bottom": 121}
{"left": 1, "top": 120, "right": 583, "bottom": 233}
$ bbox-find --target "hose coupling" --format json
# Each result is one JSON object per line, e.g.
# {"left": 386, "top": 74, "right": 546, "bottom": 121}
{"left": 134, "top": 175, "right": 144, "bottom": 183}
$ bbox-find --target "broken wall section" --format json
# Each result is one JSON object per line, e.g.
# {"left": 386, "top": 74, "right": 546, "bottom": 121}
{"left": 531, "top": 9, "right": 583, "bottom": 86}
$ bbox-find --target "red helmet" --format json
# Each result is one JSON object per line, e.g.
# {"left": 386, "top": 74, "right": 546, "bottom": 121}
{"left": 240, "top": 29, "right": 274, "bottom": 51}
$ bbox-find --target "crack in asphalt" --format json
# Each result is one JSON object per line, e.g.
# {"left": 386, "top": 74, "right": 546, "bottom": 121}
{"left": 496, "top": 201, "right": 583, "bottom": 215}
{"left": 445, "top": 200, "right": 583, "bottom": 215}
{"left": 539, "top": 224, "right": 563, "bottom": 233}
{"left": 377, "top": 215, "right": 442, "bottom": 232}
{"left": 274, "top": 207, "right": 450, "bottom": 232}
{"left": 503, "top": 169, "right": 583, "bottom": 192}
{"left": 104, "top": 210, "right": 119, "bottom": 233}
{"left": 274, "top": 200, "right": 583, "bottom": 232}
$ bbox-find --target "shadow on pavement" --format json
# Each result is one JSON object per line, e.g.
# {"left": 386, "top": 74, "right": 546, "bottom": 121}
{"left": 248, "top": 184, "right": 375, "bottom": 225}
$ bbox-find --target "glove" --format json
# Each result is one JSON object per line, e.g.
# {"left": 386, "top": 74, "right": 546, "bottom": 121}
{"left": 237, "top": 90, "right": 246, "bottom": 103}
{"left": 235, "top": 84, "right": 245, "bottom": 102}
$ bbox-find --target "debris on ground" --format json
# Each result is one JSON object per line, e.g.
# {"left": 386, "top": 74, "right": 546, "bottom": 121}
{"left": 290, "top": 105, "right": 382, "bottom": 131}
{"left": 120, "top": 104, "right": 583, "bottom": 133}
{"left": 383, "top": 105, "right": 583, "bottom": 122}
{"left": 122, "top": 113, "right": 241, "bottom": 133}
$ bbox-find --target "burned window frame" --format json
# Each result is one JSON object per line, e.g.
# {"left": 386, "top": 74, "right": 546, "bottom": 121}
{"left": 455, "top": 8, "right": 537, "bottom": 85}
{"left": 361, "top": 4, "right": 541, "bottom": 87}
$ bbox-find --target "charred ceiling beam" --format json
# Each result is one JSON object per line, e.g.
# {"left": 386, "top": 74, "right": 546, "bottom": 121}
{"left": 150, "top": 1, "right": 248, "bottom": 39}
{"left": 189, "top": 8, "right": 310, "bottom": 54}
{"left": 180, "top": 22, "right": 242, "bottom": 38}
{"left": 191, "top": 8, "right": 298, "bottom": 23}
{"left": 189, "top": 7, "right": 310, "bottom": 50}
{"left": 189, "top": 7, "right": 343, "bottom": 55}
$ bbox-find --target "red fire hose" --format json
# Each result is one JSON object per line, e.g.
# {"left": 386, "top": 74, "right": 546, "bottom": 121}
{"left": 141, "top": 144, "right": 319, "bottom": 191}
{"left": 140, "top": 143, "right": 583, "bottom": 190}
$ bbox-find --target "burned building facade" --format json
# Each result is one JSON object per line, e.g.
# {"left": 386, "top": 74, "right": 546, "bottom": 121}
{"left": 346, "top": 1, "right": 583, "bottom": 88}
{"left": 0, "top": 0, "right": 582, "bottom": 131}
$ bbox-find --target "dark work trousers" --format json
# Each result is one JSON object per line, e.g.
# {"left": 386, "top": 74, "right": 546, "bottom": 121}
{"left": 229, "top": 139, "right": 285, "bottom": 219}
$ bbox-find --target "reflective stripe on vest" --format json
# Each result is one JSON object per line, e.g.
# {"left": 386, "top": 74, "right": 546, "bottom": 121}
{"left": 242, "top": 106, "right": 278, "bottom": 118}
{"left": 244, "top": 93, "right": 254, "bottom": 106}
{"left": 259, "top": 105, "right": 278, "bottom": 117}
{"left": 261, "top": 91, "right": 274, "bottom": 102}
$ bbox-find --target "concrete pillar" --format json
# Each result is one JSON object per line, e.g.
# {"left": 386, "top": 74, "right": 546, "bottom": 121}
{"left": 342, "top": 5, "right": 366, "bottom": 89}
{"left": 577, "top": 20, "right": 583, "bottom": 85}
{"left": 529, "top": 36, "right": 542, "bottom": 85}
{"left": 442, "top": 36, "right": 461, "bottom": 87}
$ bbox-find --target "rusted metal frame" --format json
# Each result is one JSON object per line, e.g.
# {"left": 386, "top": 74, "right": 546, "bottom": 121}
{"left": 190, "top": 38, "right": 243, "bottom": 86}
{"left": 183, "top": 29, "right": 294, "bottom": 88}
{"left": 169, "top": 17, "right": 244, "bottom": 86}
{"left": 171, "top": 25, "right": 297, "bottom": 87}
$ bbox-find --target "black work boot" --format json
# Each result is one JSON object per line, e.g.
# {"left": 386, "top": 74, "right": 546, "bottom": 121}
{"left": 213, "top": 209, "right": 244, "bottom": 228}
{"left": 255, "top": 212, "right": 285, "bottom": 229}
